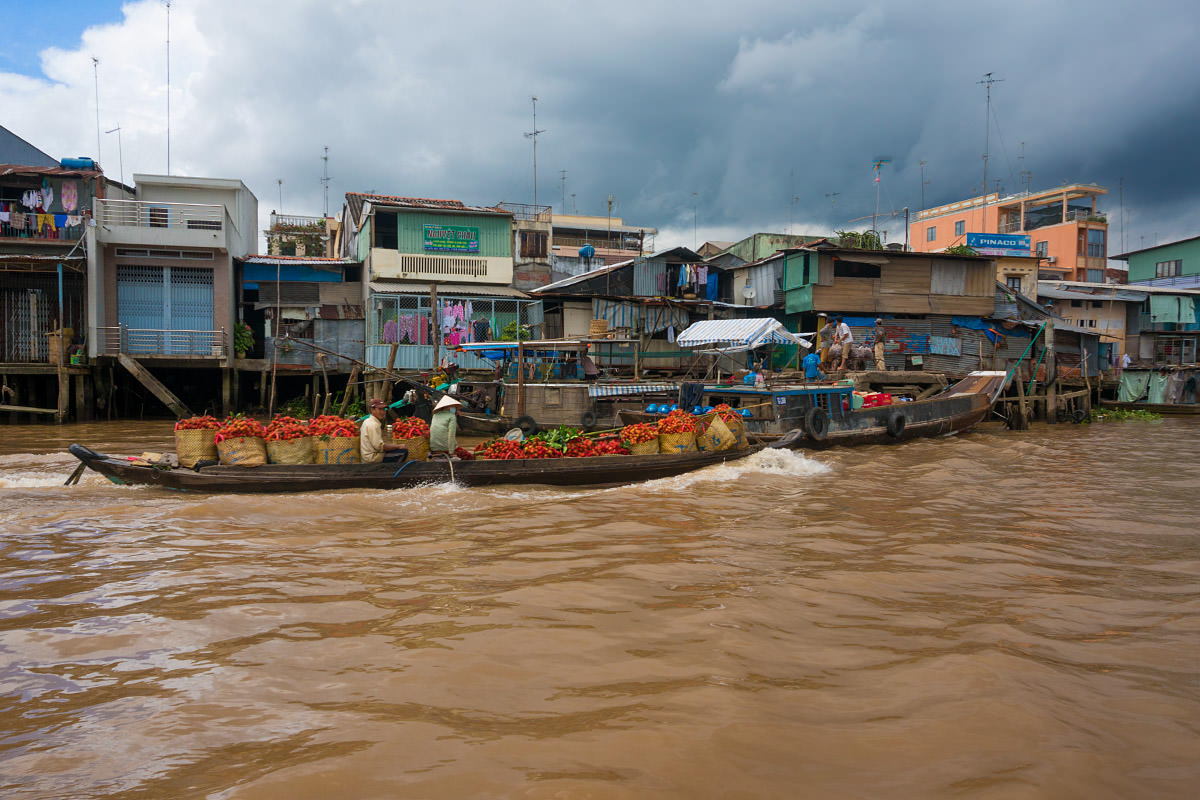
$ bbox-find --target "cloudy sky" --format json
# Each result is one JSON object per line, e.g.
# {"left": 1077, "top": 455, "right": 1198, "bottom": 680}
{"left": 4, "top": 0, "right": 1197, "bottom": 255}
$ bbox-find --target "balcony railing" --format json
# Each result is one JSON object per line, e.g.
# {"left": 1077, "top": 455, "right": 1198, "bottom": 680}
{"left": 97, "top": 199, "right": 224, "bottom": 232}
{"left": 1, "top": 216, "right": 85, "bottom": 242}
{"left": 98, "top": 325, "right": 227, "bottom": 357}
{"left": 998, "top": 209, "right": 1106, "bottom": 234}
{"left": 497, "top": 202, "right": 552, "bottom": 222}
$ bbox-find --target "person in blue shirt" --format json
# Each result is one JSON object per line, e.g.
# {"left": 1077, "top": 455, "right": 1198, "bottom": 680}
{"left": 802, "top": 350, "right": 825, "bottom": 381}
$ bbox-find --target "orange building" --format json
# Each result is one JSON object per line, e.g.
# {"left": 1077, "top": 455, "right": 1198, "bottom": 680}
{"left": 909, "top": 183, "right": 1109, "bottom": 282}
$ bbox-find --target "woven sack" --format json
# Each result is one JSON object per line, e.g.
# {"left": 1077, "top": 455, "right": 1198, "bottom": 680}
{"left": 267, "top": 437, "right": 315, "bottom": 465}
{"left": 696, "top": 415, "right": 734, "bottom": 452}
{"left": 175, "top": 428, "right": 217, "bottom": 468}
{"left": 216, "top": 435, "right": 267, "bottom": 467}
{"left": 626, "top": 439, "right": 659, "bottom": 456}
{"left": 658, "top": 431, "right": 697, "bottom": 455}
{"left": 393, "top": 435, "right": 429, "bottom": 462}
{"left": 706, "top": 411, "right": 748, "bottom": 449}
{"left": 315, "top": 435, "right": 360, "bottom": 465}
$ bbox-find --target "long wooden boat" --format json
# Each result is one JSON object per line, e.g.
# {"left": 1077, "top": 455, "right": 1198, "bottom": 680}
{"left": 1097, "top": 400, "right": 1200, "bottom": 415}
{"left": 68, "top": 433, "right": 799, "bottom": 494}
{"left": 619, "top": 372, "right": 1006, "bottom": 449}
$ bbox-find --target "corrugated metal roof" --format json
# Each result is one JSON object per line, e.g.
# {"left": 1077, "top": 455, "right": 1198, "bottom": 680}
{"left": 531, "top": 260, "right": 633, "bottom": 293}
{"left": 242, "top": 255, "right": 356, "bottom": 266}
{"left": 1042, "top": 280, "right": 1200, "bottom": 296}
{"left": 677, "top": 318, "right": 810, "bottom": 349}
{"left": 368, "top": 280, "right": 529, "bottom": 298}
{"left": 348, "top": 192, "right": 511, "bottom": 217}
{"left": 0, "top": 164, "right": 101, "bottom": 179}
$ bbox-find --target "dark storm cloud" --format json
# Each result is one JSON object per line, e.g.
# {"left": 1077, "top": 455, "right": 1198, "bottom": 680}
{"left": 5, "top": 0, "right": 1195, "bottom": 249}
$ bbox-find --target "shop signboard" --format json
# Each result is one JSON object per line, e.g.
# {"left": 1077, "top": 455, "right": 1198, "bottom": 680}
{"left": 966, "top": 232, "right": 1032, "bottom": 257}
{"left": 423, "top": 224, "right": 480, "bottom": 253}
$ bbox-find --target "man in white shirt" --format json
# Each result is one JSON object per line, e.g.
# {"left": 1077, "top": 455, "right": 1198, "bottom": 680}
{"left": 835, "top": 317, "right": 854, "bottom": 371}
{"left": 360, "top": 399, "right": 407, "bottom": 463}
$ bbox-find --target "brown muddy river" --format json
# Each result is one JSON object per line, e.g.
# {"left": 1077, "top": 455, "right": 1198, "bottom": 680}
{"left": 1, "top": 419, "right": 1198, "bottom": 798}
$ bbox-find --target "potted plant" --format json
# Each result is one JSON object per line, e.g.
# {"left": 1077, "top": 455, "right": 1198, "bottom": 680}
{"left": 234, "top": 323, "right": 254, "bottom": 358}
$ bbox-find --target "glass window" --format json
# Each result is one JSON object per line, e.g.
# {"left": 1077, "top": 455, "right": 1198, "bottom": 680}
{"left": 1087, "top": 229, "right": 1106, "bottom": 258}
{"left": 1086, "top": 269, "right": 1104, "bottom": 282}
{"left": 926, "top": 226, "right": 936, "bottom": 242}
{"left": 1156, "top": 259, "right": 1182, "bottom": 278}
{"left": 1036, "top": 240, "right": 1048, "bottom": 257}
{"left": 1006, "top": 275, "right": 1022, "bottom": 290}
{"left": 954, "top": 220, "right": 965, "bottom": 236}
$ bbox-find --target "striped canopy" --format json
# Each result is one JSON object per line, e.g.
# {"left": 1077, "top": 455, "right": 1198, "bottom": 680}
{"left": 675, "top": 318, "right": 812, "bottom": 352}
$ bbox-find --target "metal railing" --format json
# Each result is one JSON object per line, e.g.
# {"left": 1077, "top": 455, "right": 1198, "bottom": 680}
{"left": 1, "top": 218, "right": 85, "bottom": 242}
{"left": 269, "top": 212, "right": 325, "bottom": 229}
{"left": 97, "top": 199, "right": 224, "bottom": 231}
{"left": 98, "top": 325, "right": 227, "bottom": 357}
{"left": 497, "top": 202, "right": 552, "bottom": 222}
{"left": 997, "top": 209, "right": 1106, "bottom": 234}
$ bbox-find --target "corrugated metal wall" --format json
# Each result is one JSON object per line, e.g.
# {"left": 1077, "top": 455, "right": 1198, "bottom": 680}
{"left": 633, "top": 260, "right": 672, "bottom": 296}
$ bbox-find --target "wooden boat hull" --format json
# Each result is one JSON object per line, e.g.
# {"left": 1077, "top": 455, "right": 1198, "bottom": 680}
{"left": 1098, "top": 400, "right": 1200, "bottom": 415}
{"left": 68, "top": 437, "right": 793, "bottom": 494}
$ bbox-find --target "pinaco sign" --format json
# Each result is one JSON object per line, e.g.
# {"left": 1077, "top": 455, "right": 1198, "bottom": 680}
{"left": 966, "top": 232, "right": 1032, "bottom": 257}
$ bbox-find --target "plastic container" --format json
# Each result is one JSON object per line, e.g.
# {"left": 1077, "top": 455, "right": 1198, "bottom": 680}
{"left": 646, "top": 404, "right": 660, "bottom": 414}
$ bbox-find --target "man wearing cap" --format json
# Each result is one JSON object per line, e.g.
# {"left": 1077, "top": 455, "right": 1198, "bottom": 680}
{"left": 361, "top": 399, "right": 408, "bottom": 463}
{"left": 429, "top": 395, "right": 462, "bottom": 457}
{"left": 817, "top": 313, "right": 835, "bottom": 370}
{"left": 873, "top": 318, "right": 889, "bottom": 371}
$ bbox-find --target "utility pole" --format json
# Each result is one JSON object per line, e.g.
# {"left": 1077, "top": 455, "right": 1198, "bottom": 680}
{"left": 919, "top": 160, "right": 928, "bottom": 210}
{"left": 321, "top": 146, "right": 331, "bottom": 217}
{"left": 524, "top": 96, "right": 545, "bottom": 208}
{"left": 92, "top": 57, "right": 102, "bottom": 167}
{"left": 978, "top": 72, "right": 1003, "bottom": 231}
{"left": 164, "top": 0, "right": 171, "bottom": 175}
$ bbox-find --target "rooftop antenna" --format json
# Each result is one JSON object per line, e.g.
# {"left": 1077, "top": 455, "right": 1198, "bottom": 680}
{"left": 872, "top": 158, "right": 891, "bottom": 235}
{"left": 164, "top": 1, "right": 172, "bottom": 175}
{"left": 320, "top": 146, "right": 332, "bottom": 217}
{"left": 524, "top": 96, "right": 545, "bottom": 208}
{"left": 1018, "top": 141, "right": 1031, "bottom": 193}
{"left": 91, "top": 57, "right": 102, "bottom": 167}
{"left": 560, "top": 169, "right": 567, "bottom": 216}
{"left": 825, "top": 192, "right": 840, "bottom": 209}
{"left": 607, "top": 194, "right": 615, "bottom": 248}
{"left": 277, "top": 178, "right": 283, "bottom": 214}
{"left": 919, "top": 161, "right": 929, "bottom": 210}
{"left": 105, "top": 124, "right": 124, "bottom": 186}
{"left": 1119, "top": 177, "right": 1125, "bottom": 254}
{"left": 977, "top": 72, "right": 1003, "bottom": 228}
{"left": 692, "top": 191, "right": 698, "bottom": 249}
{"left": 789, "top": 194, "right": 799, "bottom": 235}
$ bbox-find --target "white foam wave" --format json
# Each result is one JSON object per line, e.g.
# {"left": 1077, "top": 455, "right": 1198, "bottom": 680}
{"left": 0, "top": 471, "right": 75, "bottom": 489}
{"left": 608, "top": 448, "right": 831, "bottom": 495}
{"left": 0, "top": 452, "right": 73, "bottom": 469}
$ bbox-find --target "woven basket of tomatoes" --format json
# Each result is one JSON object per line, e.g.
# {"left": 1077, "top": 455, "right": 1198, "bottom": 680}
{"left": 215, "top": 416, "right": 268, "bottom": 466}
{"left": 391, "top": 416, "right": 430, "bottom": 462}
{"left": 658, "top": 409, "right": 698, "bottom": 454}
{"left": 174, "top": 415, "right": 221, "bottom": 467}
{"left": 264, "top": 416, "right": 315, "bottom": 464}
{"left": 621, "top": 422, "right": 660, "bottom": 456}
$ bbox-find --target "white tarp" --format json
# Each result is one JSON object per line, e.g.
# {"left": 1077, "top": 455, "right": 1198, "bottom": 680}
{"left": 675, "top": 318, "right": 812, "bottom": 352}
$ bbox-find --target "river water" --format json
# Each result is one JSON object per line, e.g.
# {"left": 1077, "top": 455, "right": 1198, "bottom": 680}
{"left": 1, "top": 419, "right": 1197, "bottom": 799}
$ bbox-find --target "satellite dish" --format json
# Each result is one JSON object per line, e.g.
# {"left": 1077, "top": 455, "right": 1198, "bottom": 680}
{"left": 742, "top": 286, "right": 756, "bottom": 300}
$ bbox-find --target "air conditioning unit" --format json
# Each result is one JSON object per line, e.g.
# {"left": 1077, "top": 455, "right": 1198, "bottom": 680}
{"left": 1045, "top": 256, "right": 1056, "bottom": 264}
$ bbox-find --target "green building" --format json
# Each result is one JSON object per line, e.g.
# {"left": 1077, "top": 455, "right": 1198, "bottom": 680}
{"left": 1115, "top": 234, "right": 1200, "bottom": 289}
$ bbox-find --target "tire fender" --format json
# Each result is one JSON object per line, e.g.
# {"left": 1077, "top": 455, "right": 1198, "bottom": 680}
{"left": 886, "top": 410, "right": 907, "bottom": 438}
{"left": 1072, "top": 408, "right": 1088, "bottom": 424}
{"left": 514, "top": 415, "right": 539, "bottom": 436}
{"left": 804, "top": 406, "right": 830, "bottom": 441}
{"left": 580, "top": 409, "right": 598, "bottom": 428}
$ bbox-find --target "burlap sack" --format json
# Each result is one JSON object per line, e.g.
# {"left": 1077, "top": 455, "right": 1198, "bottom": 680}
{"left": 216, "top": 435, "right": 267, "bottom": 467}
{"left": 393, "top": 436, "right": 429, "bottom": 462}
{"left": 658, "top": 431, "right": 697, "bottom": 455}
{"left": 267, "top": 437, "right": 315, "bottom": 465}
{"left": 696, "top": 415, "right": 734, "bottom": 452}
{"left": 626, "top": 439, "right": 659, "bottom": 456}
{"left": 175, "top": 428, "right": 217, "bottom": 468}
{"left": 315, "top": 435, "right": 361, "bottom": 465}
{"left": 703, "top": 412, "right": 748, "bottom": 449}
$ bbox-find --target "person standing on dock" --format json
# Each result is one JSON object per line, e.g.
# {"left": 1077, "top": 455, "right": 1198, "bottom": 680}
{"left": 835, "top": 316, "right": 854, "bottom": 372}
{"left": 817, "top": 314, "right": 835, "bottom": 370}
{"left": 361, "top": 399, "right": 409, "bottom": 463}
{"left": 873, "top": 319, "right": 889, "bottom": 371}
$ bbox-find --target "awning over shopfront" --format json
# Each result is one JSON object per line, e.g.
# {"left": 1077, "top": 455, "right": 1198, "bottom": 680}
{"left": 676, "top": 318, "right": 812, "bottom": 352}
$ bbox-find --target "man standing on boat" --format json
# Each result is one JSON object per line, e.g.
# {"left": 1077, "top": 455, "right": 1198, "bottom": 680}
{"left": 361, "top": 399, "right": 408, "bottom": 463}
{"left": 873, "top": 318, "right": 889, "bottom": 371}
{"left": 817, "top": 314, "right": 835, "bottom": 370}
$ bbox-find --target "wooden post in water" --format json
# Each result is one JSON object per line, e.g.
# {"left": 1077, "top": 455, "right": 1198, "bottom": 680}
{"left": 339, "top": 365, "right": 360, "bottom": 415}
{"left": 1043, "top": 321, "right": 1057, "bottom": 423}
{"left": 429, "top": 283, "right": 439, "bottom": 374}
{"left": 517, "top": 337, "right": 525, "bottom": 417}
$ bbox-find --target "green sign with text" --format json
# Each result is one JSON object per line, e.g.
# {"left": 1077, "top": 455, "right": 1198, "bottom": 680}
{"left": 423, "top": 224, "right": 480, "bottom": 253}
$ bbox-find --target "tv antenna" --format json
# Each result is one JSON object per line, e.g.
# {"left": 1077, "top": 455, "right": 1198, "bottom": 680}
{"left": 872, "top": 158, "right": 891, "bottom": 234}
{"left": 164, "top": 1, "right": 172, "bottom": 175}
{"left": 825, "top": 192, "right": 840, "bottom": 209}
{"left": 978, "top": 72, "right": 1003, "bottom": 228}
{"left": 919, "top": 160, "right": 929, "bottom": 210}
{"left": 524, "top": 96, "right": 546, "bottom": 208}
{"left": 105, "top": 124, "right": 124, "bottom": 186}
{"left": 320, "top": 146, "right": 332, "bottom": 217}
{"left": 560, "top": 169, "right": 566, "bottom": 215}
{"left": 91, "top": 57, "right": 102, "bottom": 167}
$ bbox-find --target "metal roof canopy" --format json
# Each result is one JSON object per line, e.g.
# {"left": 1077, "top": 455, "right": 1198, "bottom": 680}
{"left": 676, "top": 318, "right": 813, "bottom": 352}
{"left": 368, "top": 280, "right": 530, "bottom": 299}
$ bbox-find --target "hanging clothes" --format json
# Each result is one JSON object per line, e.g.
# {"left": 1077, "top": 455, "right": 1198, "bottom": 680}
{"left": 9, "top": 212, "right": 26, "bottom": 229}
{"left": 39, "top": 181, "right": 53, "bottom": 211}
{"left": 21, "top": 190, "right": 41, "bottom": 210}
{"left": 667, "top": 325, "right": 675, "bottom": 343}
{"left": 677, "top": 263, "right": 688, "bottom": 288}
{"left": 60, "top": 181, "right": 78, "bottom": 212}
{"left": 1147, "top": 372, "right": 1169, "bottom": 404}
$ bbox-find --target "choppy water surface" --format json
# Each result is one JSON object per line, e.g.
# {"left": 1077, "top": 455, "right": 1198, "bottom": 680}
{"left": 1, "top": 419, "right": 1198, "bottom": 798}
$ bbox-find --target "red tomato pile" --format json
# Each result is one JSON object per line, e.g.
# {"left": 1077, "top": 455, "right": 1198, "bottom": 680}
{"left": 175, "top": 415, "right": 221, "bottom": 431}
{"left": 392, "top": 417, "right": 430, "bottom": 439}
{"left": 309, "top": 415, "right": 359, "bottom": 439}
{"left": 216, "top": 416, "right": 266, "bottom": 440}
{"left": 711, "top": 403, "right": 741, "bottom": 424}
{"left": 659, "top": 409, "right": 699, "bottom": 435}
{"left": 621, "top": 422, "right": 659, "bottom": 444}
{"left": 474, "top": 438, "right": 524, "bottom": 460}
{"left": 522, "top": 439, "right": 563, "bottom": 459}
{"left": 265, "top": 415, "right": 309, "bottom": 442}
